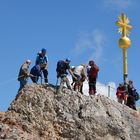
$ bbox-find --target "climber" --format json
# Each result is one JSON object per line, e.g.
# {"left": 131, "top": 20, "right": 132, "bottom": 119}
{"left": 18, "top": 60, "right": 32, "bottom": 92}
{"left": 87, "top": 60, "right": 99, "bottom": 95}
{"left": 116, "top": 83, "right": 127, "bottom": 104}
{"left": 30, "top": 63, "right": 46, "bottom": 83}
{"left": 36, "top": 48, "right": 48, "bottom": 83}
{"left": 56, "top": 58, "right": 77, "bottom": 92}
{"left": 126, "top": 80, "right": 139, "bottom": 110}
{"left": 72, "top": 64, "right": 86, "bottom": 94}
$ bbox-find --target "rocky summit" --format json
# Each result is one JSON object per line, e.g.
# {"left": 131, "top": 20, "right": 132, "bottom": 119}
{"left": 0, "top": 84, "right": 140, "bottom": 140}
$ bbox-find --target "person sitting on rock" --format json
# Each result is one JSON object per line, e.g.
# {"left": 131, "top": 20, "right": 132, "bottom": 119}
{"left": 30, "top": 63, "right": 46, "bottom": 83}
{"left": 56, "top": 58, "right": 77, "bottom": 92}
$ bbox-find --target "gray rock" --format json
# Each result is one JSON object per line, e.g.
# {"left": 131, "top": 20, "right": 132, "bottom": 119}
{"left": 0, "top": 84, "right": 140, "bottom": 140}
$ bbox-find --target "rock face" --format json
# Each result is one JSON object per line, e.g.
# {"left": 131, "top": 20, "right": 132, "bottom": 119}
{"left": 0, "top": 84, "right": 140, "bottom": 140}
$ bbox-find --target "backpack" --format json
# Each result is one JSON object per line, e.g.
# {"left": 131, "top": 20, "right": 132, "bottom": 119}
{"left": 134, "top": 91, "right": 139, "bottom": 101}
{"left": 87, "top": 64, "right": 99, "bottom": 78}
{"left": 129, "top": 87, "right": 139, "bottom": 101}
{"left": 56, "top": 60, "right": 66, "bottom": 75}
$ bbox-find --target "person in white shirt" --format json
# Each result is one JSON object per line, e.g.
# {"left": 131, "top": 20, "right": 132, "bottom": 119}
{"left": 72, "top": 64, "right": 86, "bottom": 94}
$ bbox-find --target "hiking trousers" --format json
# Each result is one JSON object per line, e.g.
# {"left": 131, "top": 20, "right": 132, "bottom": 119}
{"left": 88, "top": 77, "right": 97, "bottom": 95}
{"left": 42, "top": 69, "right": 48, "bottom": 83}
{"left": 18, "top": 79, "right": 27, "bottom": 92}
{"left": 117, "top": 97, "right": 123, "bottom": 104}
{"left": 59, "top": 75, "right": 72, "bottom": 91}
{"left": 126, "top": 95, "right": 136, "bottom": 110}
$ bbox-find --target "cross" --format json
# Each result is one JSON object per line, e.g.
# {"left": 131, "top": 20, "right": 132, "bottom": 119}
{"left": 116, "top": 13, "right": 132, "bottom": 37}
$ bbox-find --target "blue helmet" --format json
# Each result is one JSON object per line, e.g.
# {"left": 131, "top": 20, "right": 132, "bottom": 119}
{"left": 66, "top": 58, "right": 71, "bottom": 63}
{"left": 41, "top": 48, "right": 47, "bottom": 53}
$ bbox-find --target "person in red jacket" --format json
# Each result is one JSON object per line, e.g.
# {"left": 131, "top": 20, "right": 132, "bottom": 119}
{"left": 87, "top": 60, "right": 99, "bottom": 95}
{"left": 116, "top": 83, "right": 127, "bottom": 104}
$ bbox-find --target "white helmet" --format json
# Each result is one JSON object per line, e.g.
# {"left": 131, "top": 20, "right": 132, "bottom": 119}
{"left": 71, "top": 66, "right": 75, "bottom": 69}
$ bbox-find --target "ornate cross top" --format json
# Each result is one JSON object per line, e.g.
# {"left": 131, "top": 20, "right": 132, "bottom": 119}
{"left": 116, "top": 13, "right": 132, "bottom": 37}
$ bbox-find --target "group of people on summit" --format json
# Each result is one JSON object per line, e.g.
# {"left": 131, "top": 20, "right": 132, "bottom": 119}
{"left": 18, "top": 48, "right": 48, "bottom": 92}
{"left": 18, "top": 48, "right": 99, "bottom": 95}
{"left": 116, "top": 80, "right": 139, "bottom": 110}
{"left": 17, "top": 48, "right": 139, "bottom": 110}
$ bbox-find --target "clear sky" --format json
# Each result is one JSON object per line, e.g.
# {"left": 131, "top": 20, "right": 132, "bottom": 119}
{"left": 0, "top": 0, "right": 140, "bottom": 111}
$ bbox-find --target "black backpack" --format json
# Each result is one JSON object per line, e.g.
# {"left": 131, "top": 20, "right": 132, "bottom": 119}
{"left": 134, "top": 91, "right": 139, "bottom": 101}
{"left": 56, "top": 60, "right": 66, "bottom": 75}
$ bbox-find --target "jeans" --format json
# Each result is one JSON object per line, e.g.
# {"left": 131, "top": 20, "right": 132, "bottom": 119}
{"left": 88, "top": 77, "right": 97, "bottom": 95}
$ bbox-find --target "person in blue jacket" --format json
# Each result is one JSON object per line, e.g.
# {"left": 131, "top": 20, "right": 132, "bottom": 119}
{"left": 30, "top": 63, "right": 46, "bottom": 83}
{"left": 36, "top": 48, "right": 48, "bottom": 83}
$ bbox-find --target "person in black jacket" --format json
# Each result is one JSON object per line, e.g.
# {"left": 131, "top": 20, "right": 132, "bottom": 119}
{"left": 126, "top": 80, "right": 139, "bottom": 110}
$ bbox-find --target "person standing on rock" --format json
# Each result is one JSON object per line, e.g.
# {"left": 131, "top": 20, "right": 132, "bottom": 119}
{"left": 18, "top": 60, "right": 32, "bottom": 92}
{"left": 72, "top": 64, "right": 86, "bottom": 94}
{"left": 116, "top": 83, "right": 127, "bottom": 104}
{"left": 126, "top": 80, "right": 139, "bottom": 110}
{"left": 56, "top": 58, "right": 77, "bottom": 92}
{"left": 87, "top": 60, "right": 99, "bottom": 95}
{"left": 36, "top": 48, "right": 48, "bottom": 83}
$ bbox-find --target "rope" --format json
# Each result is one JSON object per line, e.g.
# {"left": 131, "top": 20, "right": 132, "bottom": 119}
{"left": 0, "top": 75, "right": 37, "bottom": 86}
{"left": 0, "top": 75, "right": 24, "bottom": 86}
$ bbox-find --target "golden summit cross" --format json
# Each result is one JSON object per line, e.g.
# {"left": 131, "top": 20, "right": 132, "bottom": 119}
{"left": 116, "top": 13, "right": 132, "bottom": 37}
{"left": 116, "top": 13, "right": 133, "bottom": 85}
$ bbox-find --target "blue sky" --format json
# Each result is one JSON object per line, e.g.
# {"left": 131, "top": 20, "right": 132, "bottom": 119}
{"left": 0, "top": 0, "right": 140, "bottom": 111}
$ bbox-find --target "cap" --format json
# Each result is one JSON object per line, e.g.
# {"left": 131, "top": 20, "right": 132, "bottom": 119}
{"left": 41, "top": 48, "right": 47, "bottom": 53}
{"left": 66, "top": 58, "right": 71, "bottom": 63}
{"left": 26, "top": 59, "right": 31, "bottom": 64}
